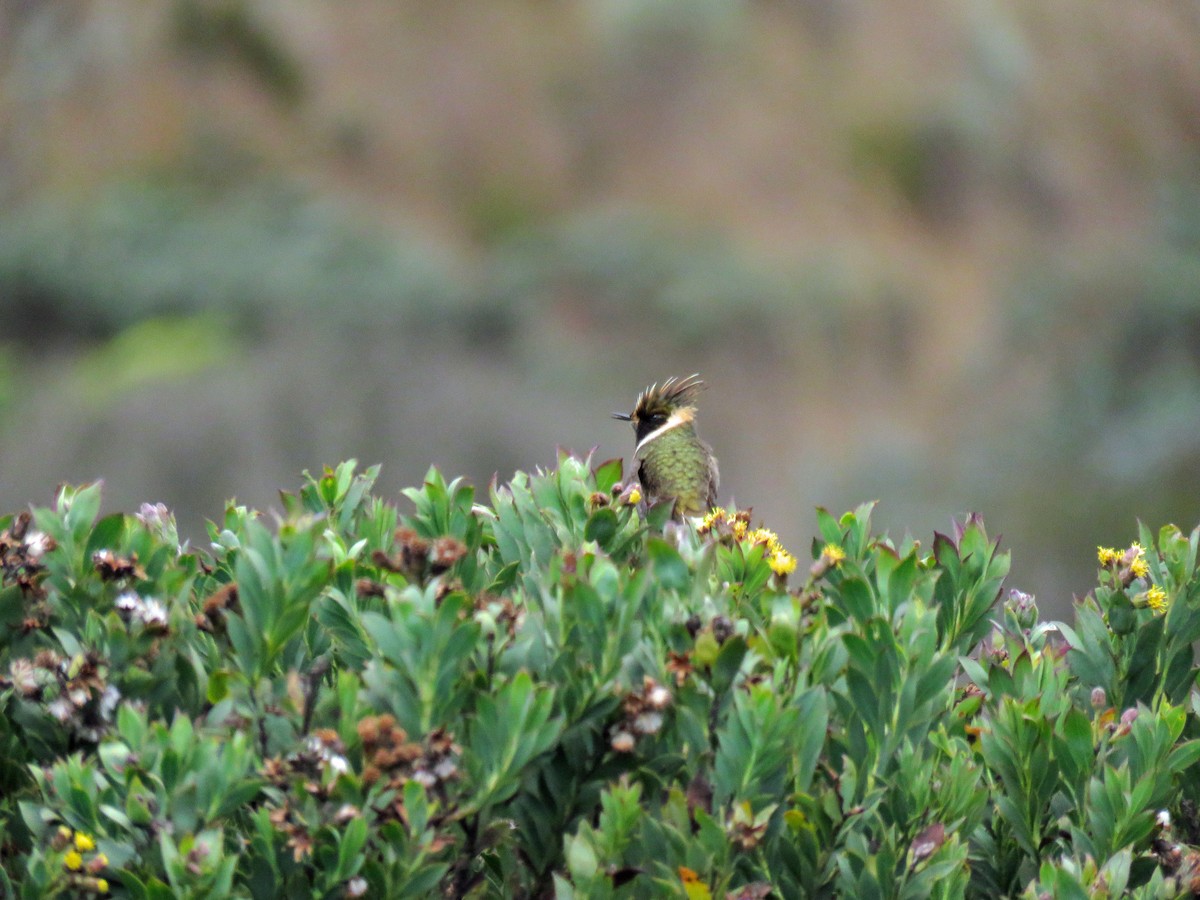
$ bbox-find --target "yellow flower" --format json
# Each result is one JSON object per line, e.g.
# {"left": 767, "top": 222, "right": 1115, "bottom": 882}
{"left": 73, "top": 832, "right": 95, "bottom": 852}
{"left": 699, "top": 507, "right": 726, "bottom": 531}
{"left": 96, "top": 879, "right": 110, "bottom": 894}
{"left": 747, "top": 528, "right": 779, "bottom": 551}
{"left": 1130, "top": 557, "right": 1150, "bottom": 579}
{"left": 626, "top": 487, "right": 642, "bottom": 505}
{"left": 821, "top": 543, "right": 846, "bottom": 565}
{"left": 730, "top": 518, "right": 748, "bottom": 541}
{"left": 769, "top": 549, "right": 797, "bottom": 576}
{"left": 1146, "top": 585, "right": 1168, "bottom": 615}
{"left": 1097, "top": 546, "right": 1120, "bottom": 566}
{"left": 64, "top": 850, "right": 83, "bottom": 871}
{"left": 679, "top": 866, "right": 712, "bottom": 900}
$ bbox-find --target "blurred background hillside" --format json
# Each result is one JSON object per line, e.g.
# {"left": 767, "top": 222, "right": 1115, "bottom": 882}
{"left": 2, "top": 0, "right": 1199, "bottom": 613}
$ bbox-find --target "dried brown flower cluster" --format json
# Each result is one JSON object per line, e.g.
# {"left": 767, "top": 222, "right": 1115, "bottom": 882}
{"left": 262, "top": 729, "right": 350, "bottom": 800}
{"left": 259, "top": 731, "right": 355, "bottom": 863}
{"left": 727, "top": 801, "right": 771, "bottom": 852}
{"left": 195, "top": 582, "right": 239, "bottom": 634}
{"left": 267, "top": 802, "right": 316, "bottom": 863}
{"left": 357, "top": 714, "right": 460, "bottom": 824}
{"left": 610, "top": 676, "right": 672, "bottom": 753}
{"left": 1151, "top": 809, "right": 1200, "bottom": 896}
{"left": 0, "top": 512, "right": 55, "bottom": 618}
{"left": 473, "top": 592, "right": 524, "bottom": 638}
{"left": 371, "top": 528, "right": 468, "bottom": 583}
{"left": 4, "top": 649, "right": 120, "bottom": 743}
{"left": 664, "top": 650, "right": 693, "bottom": 687}
{"left": 354, "top": 577, "right": 386, "bottom": 599}
{"left": 92, "top": 549, "right": 146, "bottom": 582}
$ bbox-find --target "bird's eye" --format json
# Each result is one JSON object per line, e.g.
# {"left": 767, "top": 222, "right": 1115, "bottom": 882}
{"left": 646, "top": 414, "right": 667, "bottom": 428}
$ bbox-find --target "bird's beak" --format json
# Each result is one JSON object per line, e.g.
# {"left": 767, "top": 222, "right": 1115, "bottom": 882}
{"left": 612, "top": 412, "right": 632, "bottom": 421}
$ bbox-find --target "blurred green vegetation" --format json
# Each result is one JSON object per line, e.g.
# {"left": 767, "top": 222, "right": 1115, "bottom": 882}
{"left": 0, "top": 1, "right": 1198, "bottom": 611}
{"left": 2, "top": 169, "right": 1200, "bottom": 610}
{"left": 0, "top": 183, "right": 467, "bottom": 341}
{"left": 69, "top": 315, "right": 236, "bottom": 408}
{"left": 170, "top": 0, "right": 306, "bottom": 107}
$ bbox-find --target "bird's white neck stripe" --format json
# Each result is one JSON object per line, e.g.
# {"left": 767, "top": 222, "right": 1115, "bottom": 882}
{"left": 635, "top": 410, "right": 689, "bottom": 456}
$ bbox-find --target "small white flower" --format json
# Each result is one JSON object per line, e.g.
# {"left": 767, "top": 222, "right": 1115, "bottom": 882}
{"left": 9, "top": 659, "right": 39, "bottom": 696}
{"left": 48, "top": 697, "right": 74, "bottom": 722}
{"left": 327, "top": 754, "right": 349, "bottom": 776}
{"left": 116, "top": 591, "right": 142, "bottom": 615}
{"left": 346, "top": 876, "right": 368, "bottom": 898}
{"left": 100, "top": 685, "right": 121, "bottom": 718}
{"left": 1157, "top": 809, "right": 1172, "bottom": 829}
{"left": 24, "top": 531, "right": 51, "bottom": 563}
{"left": 610, "top": 730, "right": 636, "bottom": 753}
{"left": 137, "top": 598, "right": 169, "bottom": 629}
{"left": 136, "top": 502, "right": 171, "bottom": 529}
{"left": 646, "top": 684, "right": 672, "bottom": 710}
{"left": 633, "top": 712, "right": 663, "bottom": 735}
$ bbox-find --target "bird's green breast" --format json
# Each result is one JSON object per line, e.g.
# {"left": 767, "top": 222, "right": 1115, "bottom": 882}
{"left": 637, "top": 424, "right": 713, "bottom": 516}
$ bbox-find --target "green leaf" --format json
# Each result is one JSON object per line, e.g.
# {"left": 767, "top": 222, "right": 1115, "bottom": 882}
{"left": 710, "top": 635, "right": 747, "bottom": 695}
{"left": 1168, "top": 739, "right": 1200, "bottom": 775}
{"left": 206, "top": 670, "right": 230, "bottom": 704}
{"left": 793, "top": 688, "right": 829, "bottom": 794}
{"left": 645, "top": 499, "right": 676, "bottom": 531}
{"left": 876, "top": 547, "right": 920, "bottom": 616}
{"left": 85, "top": 513, "right": 129, "bottom": 561}
{"left": 63, "top": 481, "right": 104, "bottom": 541}
{"left": 566, "top": 831, "right": 598, "bottom": 882}
{"left": 584, "top": 508, "right": 619, "bottom": 549}
{"left": 1106, "top": 590, "right": 1136, "bottom": 635}
{"left": 335, "top": 816, "right": 368, "bottom": 881}
{"left": 816, "top": 507, "right": 844, "bottom": 547}
{"left": 647, "top": 537, "right": 689, "bottom": 592}
{"left": 552, "top": 874, "right": 576, "bottom": 900}
{"left": 466, "top": 672, "right": 561, "bottom": 813}
{"left": 98, "top": 741, "right": 132, "bottom": 778}
{"left": 488, "top": 560, "right": 520, "bottom": 595}
{"left": 593, "top": 458, "right": 624, "bottom": 495}
{"left": 837, "top": 576, "right": 875, "bottom": 623}
{"left": 713, "top": 686, "right": 799, "bottom": 808}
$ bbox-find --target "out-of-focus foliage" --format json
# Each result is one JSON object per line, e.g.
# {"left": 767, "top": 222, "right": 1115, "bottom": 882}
{"left": 2, "top": 0, "right": 1200, "bottom": 614}
{"left": 3, "top": 459, "right": 1200, "bottom": 897}
{"left": 0, "top": 182, "right": 816, "bottom": 353}
{"left": 0, "top": 183, "right": 467, "bottom": 340}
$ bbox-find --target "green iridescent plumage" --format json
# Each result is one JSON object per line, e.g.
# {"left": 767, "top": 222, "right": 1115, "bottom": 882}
{"left": 613, "top": 375, "right": 719, "bottom": 519}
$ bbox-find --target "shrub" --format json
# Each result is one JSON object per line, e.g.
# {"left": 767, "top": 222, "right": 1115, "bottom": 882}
{"left": 1, "top": 457, "right": 1199, "bottom": 898}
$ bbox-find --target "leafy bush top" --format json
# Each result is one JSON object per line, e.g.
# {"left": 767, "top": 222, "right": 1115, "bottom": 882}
{"left": 2, "top": 456, "right": 1200, "bottom": 898}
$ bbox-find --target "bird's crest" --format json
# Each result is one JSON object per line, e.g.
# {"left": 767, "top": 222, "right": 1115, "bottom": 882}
{"left": 618, "top": 374, "right": 706, "bottom": 424}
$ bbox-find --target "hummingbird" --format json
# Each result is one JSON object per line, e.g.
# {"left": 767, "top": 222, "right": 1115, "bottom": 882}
{"left": 613, "top": 374, "right": 719, "bottom": 519}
